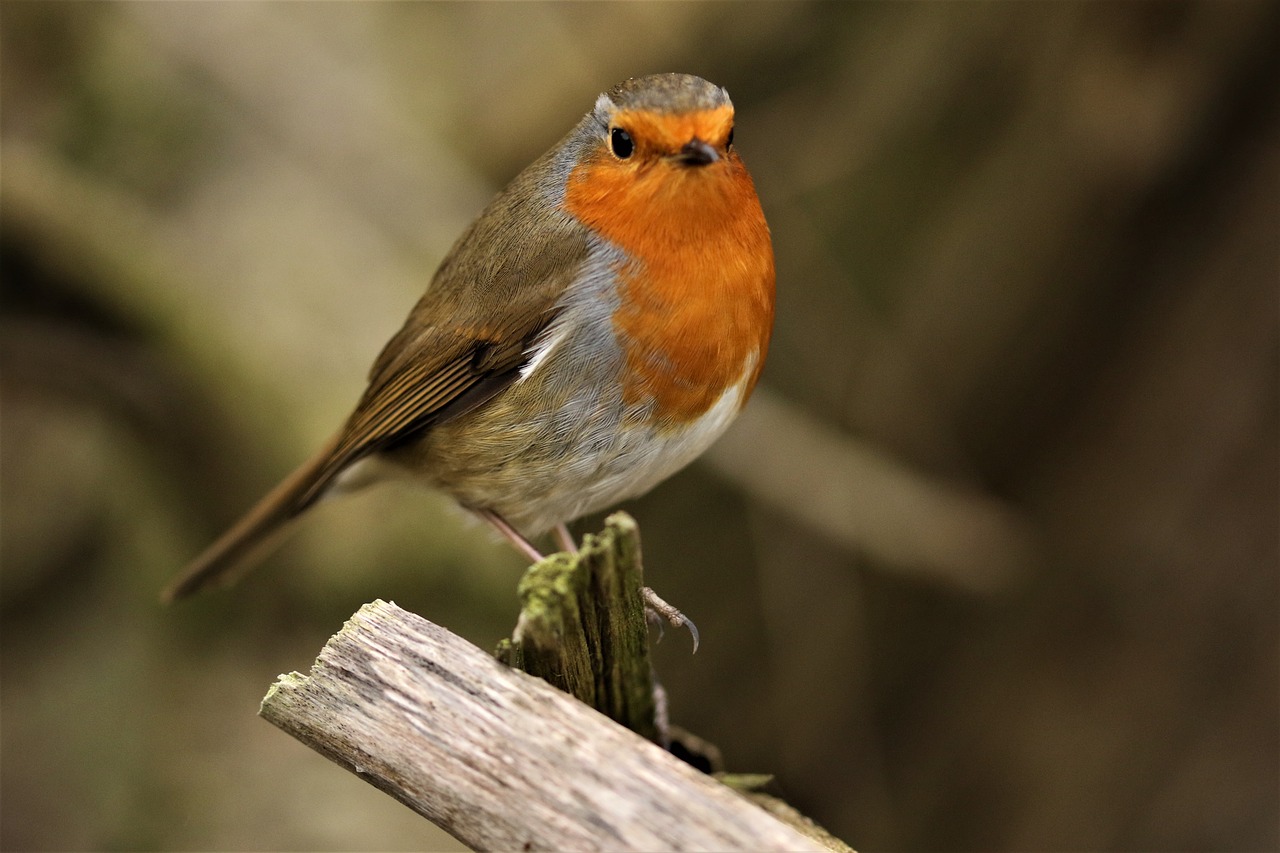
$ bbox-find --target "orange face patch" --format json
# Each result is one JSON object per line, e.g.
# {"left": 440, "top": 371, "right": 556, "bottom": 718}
{"left": 610, "top": 105, "right": 735, "bottom": 157}
{"left": 563, "top": 108, "right": 775, "bottom": 426}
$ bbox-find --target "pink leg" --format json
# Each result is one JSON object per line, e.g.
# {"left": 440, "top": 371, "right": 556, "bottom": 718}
{"left": 553, "top": 523, "right": 577, "bottom": 554}
{"left": 480, "top": 511, "right": 699, "bottom": 651}
{"left": 476, "top": 509, "right": 544, "bottom": 563}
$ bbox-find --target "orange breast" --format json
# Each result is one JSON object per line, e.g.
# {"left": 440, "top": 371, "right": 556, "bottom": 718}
{"left": 563, "top": 147, "right": 775, "bottom": 426}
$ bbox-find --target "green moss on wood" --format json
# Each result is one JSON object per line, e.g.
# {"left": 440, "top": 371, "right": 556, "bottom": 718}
{"left": 497, "top": 512, "right": 658, "bottom": 743}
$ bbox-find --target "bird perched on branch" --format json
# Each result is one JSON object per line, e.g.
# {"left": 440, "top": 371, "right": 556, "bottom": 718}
{"left": 164, "top": 73, "right": 775, "bottom": 637}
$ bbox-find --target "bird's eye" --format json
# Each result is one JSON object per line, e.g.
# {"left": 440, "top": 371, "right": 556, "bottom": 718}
{"left": 726, "top": 126, "right": 735, "bottom": 149}
{"left": 610, "top": 127, "right": 634, "bottom": 159}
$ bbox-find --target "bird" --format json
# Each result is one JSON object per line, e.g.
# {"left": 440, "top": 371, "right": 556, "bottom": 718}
{"left": 162, "top": 73, "right": 775, "bottom": 633}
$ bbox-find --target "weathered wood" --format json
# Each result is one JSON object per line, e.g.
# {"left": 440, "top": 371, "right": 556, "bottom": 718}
{"left": 496, "top": 513, "right": 658, "bottom": 743}
{"left": 260, "top": 599, "right": 827, "bottom": 852}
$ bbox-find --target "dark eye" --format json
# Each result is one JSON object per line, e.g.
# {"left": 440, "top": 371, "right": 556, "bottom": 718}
{"left": 726, "top": 126, "right": 735, "bottom": 149}
{"left": 610, "top": 127, "right": 634, "bottom": 159}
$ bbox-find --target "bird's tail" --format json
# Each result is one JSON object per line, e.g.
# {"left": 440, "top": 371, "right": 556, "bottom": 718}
{"left": 161, "top": 433, "right": 343, "bottom": 604}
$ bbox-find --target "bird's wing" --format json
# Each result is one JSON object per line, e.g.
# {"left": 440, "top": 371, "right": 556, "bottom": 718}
{"left": 297, "top": 315, "right": 553, "bottom": 507}
{"left": 296, "top": 214, "right": 593, "bottom": 508}
{"left": 163, "top": 147, "right": 594, "bottom": 602}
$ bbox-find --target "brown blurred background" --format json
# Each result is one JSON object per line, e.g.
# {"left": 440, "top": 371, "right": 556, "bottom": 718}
{"left": 2, "top": 2, "right": 1277, "bottom": 850}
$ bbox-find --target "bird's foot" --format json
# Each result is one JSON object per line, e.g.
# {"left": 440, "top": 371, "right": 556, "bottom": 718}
{"left": 643, "top": 586, "right": 699, "bottom": 653}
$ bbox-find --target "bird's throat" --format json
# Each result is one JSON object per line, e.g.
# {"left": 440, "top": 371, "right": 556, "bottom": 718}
{"left": 564, "top": 154, "right": 775, "bottom": 426}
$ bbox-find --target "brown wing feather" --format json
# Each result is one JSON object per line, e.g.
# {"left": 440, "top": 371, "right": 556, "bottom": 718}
{"left": 162, "top": 324, "right": 549, "bottom": 603}
{"left": 297, "top": 320, "right": 553, "bottom": 507}
{"left": 164, "top": 142, "right": 592, "bottom": 602}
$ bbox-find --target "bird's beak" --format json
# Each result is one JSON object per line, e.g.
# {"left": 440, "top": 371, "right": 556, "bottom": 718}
{"left": 674, "top": 139, "right": 719, "bottom": 167}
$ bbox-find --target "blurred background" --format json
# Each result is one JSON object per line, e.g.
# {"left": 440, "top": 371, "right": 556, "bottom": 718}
{"left": 2, "top": 2, "right": 1276, "bottom": 850}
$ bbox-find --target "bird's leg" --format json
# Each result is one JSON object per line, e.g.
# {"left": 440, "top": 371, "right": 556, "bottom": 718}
{"left": 476, "top": 509, "right": 544, "bottom": 563}
{"left": 553, "top": 523, "right": 578, "bottom": 554}
{"left": 643, "top": 586, "right": 700, "bottom": 653}
{"left": 483, "top": 511, "right": 699, "bottom": 651}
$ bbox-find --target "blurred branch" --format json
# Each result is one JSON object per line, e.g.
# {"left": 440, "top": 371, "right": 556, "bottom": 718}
{"left": 260, "top": 598, "right": 831, "bottom": 852}
{"left": 0, "top": 139, "right": 253, "bottom": 391}
{"left": 3, "top": 141, "right": 192, "bottom": 336}
{"left": 123, "top": 1, "right": 487, "bottom": 253}
{"left": 708, "top": 388, "right": 1040, "bottom": 592}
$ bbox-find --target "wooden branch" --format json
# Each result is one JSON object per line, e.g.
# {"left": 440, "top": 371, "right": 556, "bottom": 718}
{"left": 260, "top": 598, "right": 829, "bottom": 852}
{"left": 706, "top": 388, "right": 1040, "bottom": 592}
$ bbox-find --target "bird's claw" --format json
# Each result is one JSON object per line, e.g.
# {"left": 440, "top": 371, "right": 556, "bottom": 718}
{"left": 643, "top": 586, "right": 699, "bottom": 653}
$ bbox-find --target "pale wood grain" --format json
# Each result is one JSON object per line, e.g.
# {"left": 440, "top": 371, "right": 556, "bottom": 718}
{"left": 260, "top": 599, "right": 827, "bottom": 852}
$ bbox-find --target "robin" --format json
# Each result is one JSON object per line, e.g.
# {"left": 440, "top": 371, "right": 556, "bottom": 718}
{"left": 163, "top": 73, "right": 775, "bottom": 635}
